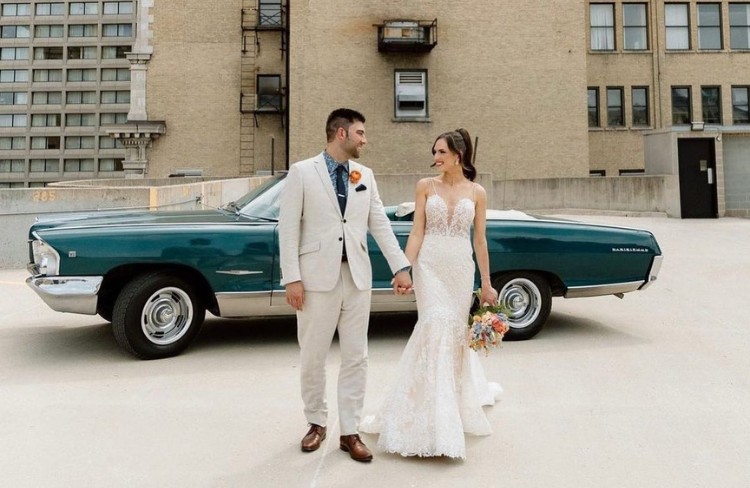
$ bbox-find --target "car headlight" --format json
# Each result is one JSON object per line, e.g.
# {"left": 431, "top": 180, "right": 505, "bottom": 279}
{"left": 31, "top": 239, "right": 60, "bottom": 276}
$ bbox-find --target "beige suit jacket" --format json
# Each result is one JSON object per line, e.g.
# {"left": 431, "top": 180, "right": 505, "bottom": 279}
{"left": 279, "top": 152, "right": 410, "bottom": 292}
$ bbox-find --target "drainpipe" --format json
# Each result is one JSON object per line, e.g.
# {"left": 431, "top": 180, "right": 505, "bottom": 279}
{"left": 653, "top": 2, "right": 663, "bottom": 128}
{"left": 284, "top": 0, "right": 291, "bottom": 169}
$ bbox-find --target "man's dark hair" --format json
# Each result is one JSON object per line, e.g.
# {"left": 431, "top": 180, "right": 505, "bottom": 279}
{"left": 325, "top": 108, "right": 366, "bottom": 142}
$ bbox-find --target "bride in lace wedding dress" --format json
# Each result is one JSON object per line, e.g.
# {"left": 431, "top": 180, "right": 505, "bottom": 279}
{"left": 360, "top": 129, "right": 502, "bottom": 459}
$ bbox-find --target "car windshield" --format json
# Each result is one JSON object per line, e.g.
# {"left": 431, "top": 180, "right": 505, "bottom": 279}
{"left": 224, "top": 173, "right": 287, "bottom": 221}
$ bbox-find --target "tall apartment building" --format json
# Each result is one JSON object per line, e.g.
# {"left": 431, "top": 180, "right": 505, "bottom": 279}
{"left": 0, "top": 0, "right": 134, "bottom": 187}
{"left": 2, "top": 1, "right": 749, "bottom": 217}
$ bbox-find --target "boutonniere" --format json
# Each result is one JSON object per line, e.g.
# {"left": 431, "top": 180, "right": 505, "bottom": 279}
{"left": 349, "top": 170, "right": 361, "bottom": 184}
{"left": 355, "top": 184, "right": 367, "bottom": 192}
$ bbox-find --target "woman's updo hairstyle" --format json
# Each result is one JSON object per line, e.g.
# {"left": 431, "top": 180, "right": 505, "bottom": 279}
{"left": 432, "top": 128, "right": 477, "bottom": 181}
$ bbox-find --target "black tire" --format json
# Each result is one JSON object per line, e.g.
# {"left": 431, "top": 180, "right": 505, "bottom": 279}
{"left": 492, "top": 272, "right": 551, "bottom": 341}
{"left": 112, "top": 272, "right": 205, "bottom": 359}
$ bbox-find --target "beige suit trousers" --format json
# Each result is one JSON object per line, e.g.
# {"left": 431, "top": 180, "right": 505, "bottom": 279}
{"left": 297, "top": 262, "right": 372, "bottom": 435}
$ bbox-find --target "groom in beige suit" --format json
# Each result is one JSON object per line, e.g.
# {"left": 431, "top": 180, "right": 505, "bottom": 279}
{"left": 279, "top": 108, "right": 412, "bottom": 462}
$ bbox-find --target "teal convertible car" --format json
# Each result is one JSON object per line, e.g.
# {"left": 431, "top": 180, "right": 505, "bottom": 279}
{"left": 27, "top": 174, "right": 662, "bottom": 359}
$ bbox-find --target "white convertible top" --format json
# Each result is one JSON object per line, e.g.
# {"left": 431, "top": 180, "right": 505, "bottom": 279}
{"left": 394, "top": 202, "right": 539, "bottom": 221}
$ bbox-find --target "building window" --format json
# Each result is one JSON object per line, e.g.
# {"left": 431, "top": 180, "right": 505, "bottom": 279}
{"left": 0, "top": 47, "right": 29, "bottom": 60}
{"left": 69, "top": 2, "right": 98, "bottom": 15}
{"left": 29, "top": 159, "right": 59, "bottom": 173}
{"left": 30, "top": 136, "right": 61, "bottom": 150}
{"left": 67, "top": 68, "right": 97, "bottom": 82}
{"left": 2, "top": 4, "right": 31, "bottom": 16}
{"left": 103, "top": 2, "right": 134, "bottom": 15}
{"left": 35, "top": 3, "right": 65, "bottom": 16}
{"left": 619, "top": 169, "right": 645, "bottom": 176}
{"left": 607, "top": 87, "right": 624, "bottom": 126}
{"left": 0, "top": 69, "right": 28, "bottom": 83}
{"left": 0, "top": 113, "right": 26, "bottom": 127}
{"left": 623, "top": 3, "right": 648, "bottom": 50}
{"left": 68, "top": 24, "right": 98, "bottom": 37}
{"left": 701, "top": 86, "right": 722, "bottom": 123}
{"left": 65, "top": 113, "right": 96, "bottom": 127}
{"left": 0, "top": 70, "right": 28, "bottom": 83}
{"left": 32, "top": 91, "right": 62, "bottom": 104}
{"left": 698, "top": 3, "right": 722, "bottom": 49}
{"left": 34, "top": 25, "right": 64, "bottom": 38}
{"left": 99, "top": 136, "right": 123, "bottom": 149}
{"left": 730, "top": 3, "right": 750, "bottom": 49}
{"left": 732, "top": 86, "right": 750, "bottom": 123}
{"left": 102, "top": 24, "right": 133, "bottom": 37}
{"left": 258, "top": 0, "right": 282, "bottom": 27}
{"left": 31, "top": 113, "right": 60, "bottom": 127}
{"left": 66, "top": 91, "right": 97, "bottom": 104}
{"left": 632, "top": 87, "right": 650, "bottom": 126}
{"left": 100, "top": 112, "right": 128, "bottom": 124}
{"left": 33, "top": 47, "right": 63, "bottom": 60}
{"left": 64, "top": 136, "right": 95, "bottom": 149}
{"left": 666, "top": 3, "right": 690, "bottom": 50}
{"left": 0, "top": 91, "right": 27, "bottom": 105}
{"left": 33, "top": 69, "right": 63, "bottom": 82}
{"left": 0, "top": 25, "right": 30, "bottom": 38}
{"left": 394, "top": 70, "right": 428, "bottom": 118}
{"left": 590, "top": 4, "right": 615, "bottom": 50}
{"left": 64, "top": 158, "right": 95, "bottom": 172}
{"left": 0, "top": 137, "right": 26, "bottom": 150}
{"left": 99, "top": 158, "right": 124, "bottom": 171}
{"left": 672, "top": 86, "right": 692, "bottom": 124}
{"left": 101, "top": 68, "right": 131, "bottom": 81}
{"left": 0, "top": 159, "right": 26, "bottom": 172}
{"left": 68, "top": 46, "right": 97, "bottom": 60}
{"left": 102, "top": 46, "right": 129, "bottom": 59}
{"left": 256, "top": 75, "right": 282, "bottom": 111}
{"left": 101, "top": 90, "right": 130, "bottom": 104}
{"left": 588, "top": 87, "right": 600, "bottom": 127}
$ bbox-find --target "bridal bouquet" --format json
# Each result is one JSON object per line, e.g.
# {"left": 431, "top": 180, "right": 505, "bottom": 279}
{"left": 468, "top": 290, "right": 510, "bottom": 355}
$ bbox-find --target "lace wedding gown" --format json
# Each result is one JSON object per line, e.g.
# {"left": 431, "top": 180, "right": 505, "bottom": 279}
{"left": 360, "top": 187, "right": 502, "bottom": 459}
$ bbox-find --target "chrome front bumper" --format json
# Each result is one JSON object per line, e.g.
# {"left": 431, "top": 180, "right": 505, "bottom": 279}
{"left": 26, "top": 275, "right": 103, "bottom": 315}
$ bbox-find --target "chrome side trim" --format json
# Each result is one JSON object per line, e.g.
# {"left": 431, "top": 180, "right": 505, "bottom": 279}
{"left": 215, "top": 270, "right": 263, "bottom": 276}
{"left": 564, "top": 281, "right": 644, "bottom": 298}
{"left": 216, "top": 291, "right": 284, "bottom": 317}
{"left": 26, "top": 276, "right": 103, "bottom": 315}
{"left": 639, "top": 255, "right": 663, "bottom": 290}
{"left": 215, "top": 287, "right": 418, "bottom": 317}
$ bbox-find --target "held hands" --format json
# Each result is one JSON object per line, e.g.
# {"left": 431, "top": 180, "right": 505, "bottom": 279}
{"left": 391, "top": 270, "right": 413, "bottom": 295}
{"left": 285, "top": 281, "right": 305, "bottom": 311}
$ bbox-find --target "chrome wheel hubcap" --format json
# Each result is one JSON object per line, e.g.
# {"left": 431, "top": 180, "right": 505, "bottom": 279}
{"left": 500, "top": 278, "right": 541, "bottom": 329}
{"left": 141, "top": 287, "right": 193, "bottom": 345}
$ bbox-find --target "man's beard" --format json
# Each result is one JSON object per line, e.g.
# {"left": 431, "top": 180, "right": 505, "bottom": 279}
{"left": 344, "top": 136, "right": 361, "bottom": 159}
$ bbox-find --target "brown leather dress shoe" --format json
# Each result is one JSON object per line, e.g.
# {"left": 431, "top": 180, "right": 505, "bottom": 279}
{"left": 301, "top": 424, "right": 326, "bottom": 452}
{"left": 339, "top": 434, "right": 373, "bottom": 462}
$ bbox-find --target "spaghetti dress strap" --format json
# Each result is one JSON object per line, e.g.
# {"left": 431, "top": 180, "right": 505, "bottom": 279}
{"left": 430, "top": 178, "right": 439, "bottom": 197}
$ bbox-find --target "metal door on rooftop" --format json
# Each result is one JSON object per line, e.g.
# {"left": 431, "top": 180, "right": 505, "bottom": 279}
{"left": 678, "top": 138, "right": 718, "bottom": 218}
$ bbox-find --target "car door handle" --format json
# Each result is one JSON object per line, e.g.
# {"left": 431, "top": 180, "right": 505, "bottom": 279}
{"left": 216, "top": 270, "right": 263, "bottom": 275}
